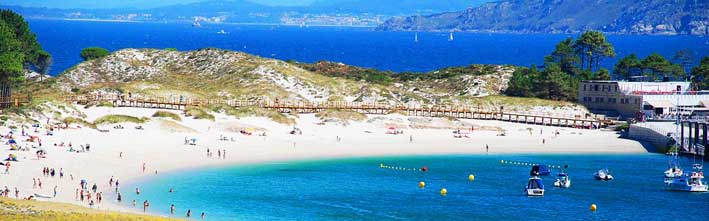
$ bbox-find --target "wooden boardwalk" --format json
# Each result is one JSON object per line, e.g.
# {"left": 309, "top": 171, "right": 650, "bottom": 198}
{"left": 0, "top": 96, "right": 30, "bottom": 109}
{"left": 67, "top": 95, "right": 605, "bottom": 129}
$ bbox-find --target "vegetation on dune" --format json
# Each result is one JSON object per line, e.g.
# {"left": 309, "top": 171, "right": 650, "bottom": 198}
{"left": 61, "top": 117, "right": 97, "bottom": 129}
{"left": 152, "top": 110, "right": 182, "bottom": 121}
{"left": 0, "top": 197, "right": 177, "bottom": 221}
{"left": 93, "top": 114, "right": 148, "bottom": 125}
{"left": 315, "top": 109, "right": 367, "bottom": 122}
{"left": 79, "top": 47, "right": 110, "bottom": 61}
{"left": 212, "top": 105, "right": 296, "bottom": 125}
{"left": 184, "top": 107, "right": 215, "bottom": 121}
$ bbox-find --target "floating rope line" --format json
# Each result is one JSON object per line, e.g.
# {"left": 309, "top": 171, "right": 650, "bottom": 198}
{"left": 499, "top": 160, "right": 566, "bottom": 169}
{"left": 379, "top": 163, "right": 423, "bottom": 171}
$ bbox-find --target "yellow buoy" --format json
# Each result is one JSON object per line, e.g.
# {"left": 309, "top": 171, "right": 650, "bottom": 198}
{"left": 419, "top": 181, "right": 426, "bottom": 188}
{"left": 440, "top": 188, "right": 447, "bottom": 196}
{"left": 590, "top": 204, "right": 597, "bottom": 212}
{"left": 468, "top": 174, "right": 475, "bottom": 181}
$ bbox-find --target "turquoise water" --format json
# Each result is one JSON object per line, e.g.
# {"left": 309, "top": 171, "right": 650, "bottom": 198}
{"left": 124, "top": 154, "right": 709, "bottom": 220}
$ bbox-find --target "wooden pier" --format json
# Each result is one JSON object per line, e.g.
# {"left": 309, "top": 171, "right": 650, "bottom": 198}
{"left": 66, "top": 95, "right": 605, "bottom": 129}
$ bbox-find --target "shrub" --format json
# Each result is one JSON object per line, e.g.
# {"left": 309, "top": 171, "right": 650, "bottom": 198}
{"left": 152, "top": 110, "right": 182, "bottom": 121}
{"left": 93, "top": 115, "right": 148, "bottom": 125}
{"left": 184, "top": 107, "right": 215, "bottom": 121}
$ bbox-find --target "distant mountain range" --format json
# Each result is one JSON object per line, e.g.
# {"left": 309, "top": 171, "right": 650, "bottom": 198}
{"left": 1, "top": 0, "right": 487, "bottom": 25}
{"left": 377, "top": 0, "right": 709, "bottom": 36}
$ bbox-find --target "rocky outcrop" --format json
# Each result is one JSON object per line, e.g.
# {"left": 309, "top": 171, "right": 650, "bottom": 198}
{"left": 377, "top": 0, "right": 709, "bottom": 36}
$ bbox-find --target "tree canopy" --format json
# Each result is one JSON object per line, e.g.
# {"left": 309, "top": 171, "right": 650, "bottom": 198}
{"left": 80, "top": 47, "right": 110, "bottom": 61}
{"left": 0, "top": 9, "right": 51, "bottom": 85}
{"left": 505, "top": 31, "right": 615, "bottom": 101}
{"left": 692, "top": 57, "right": 709, "bottom": 90}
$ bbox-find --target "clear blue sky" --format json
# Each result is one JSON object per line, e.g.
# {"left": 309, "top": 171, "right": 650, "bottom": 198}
{"left": 1, "top": 0, "right": 492, "bottom": 9}
{"left": 2, "top": 0, "right": 319, "bottom": 9}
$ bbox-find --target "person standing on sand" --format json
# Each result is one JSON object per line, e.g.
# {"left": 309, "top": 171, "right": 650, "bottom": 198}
{"left": 218, "top": 149, "right": 221, "bottom": 158}
{"left": 38, "top": 178, "right": 42, "bottom": 189}
{"left": 223, "top": 149, "right": 226, "bottom": 159}
{"left": 486, "top": 145, "right": 489, "bottom": 153}
{"left": 33, "top": 178, "right": 37, "bottom": 189}
{"left": 119, "top": 152, "right": 123, "bottom": 158}
{"left": 542, "top": 138, "right": 546, "bottom": 144}
{"left": 409, "top": 135, "right": 412, "bottom": 142}
{"left": 75, "top": 188, "right": 78, "bottom": 200}
{"left": 117, "top": 192, "right": 122, "bottom": 203}
{"left": 53, "top": 185, "right": 57, "bottom": 198}
{"left": 142, "top": 162, "right": 146, "bottom": 173}
{"left": 14, "top": 188, "right": 18, "bottom": 199}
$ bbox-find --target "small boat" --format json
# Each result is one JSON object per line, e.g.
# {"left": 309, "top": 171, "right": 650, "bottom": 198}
{"left": 667, "top": 164, "right": 708, "bottom": 192}
{"left": 217, "top": 29, "right": 228, "bottom": 34}
{"left": 594, "top": 168, "right": 613, "bottom": 181}
{"left": 538, "top": 165, "right": 552, "bottom": 176}
{"left": 192, "top": 21, "right": 201, "bottom": 28}
{"left": 664, "top": 160, "right": 683, "bottom": 183}
{"left": 448, "top": 32, "right": 454, "bottom": 41}
{"left": 554, "top": 165, "right": 571, "bottom": 188}
{"left": 525, "top": 165, "right": 545, "bottom": 196}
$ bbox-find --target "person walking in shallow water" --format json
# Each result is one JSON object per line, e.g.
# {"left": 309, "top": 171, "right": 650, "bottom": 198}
{"left": 170, "top": 204, "right": 175, "bottom": 216}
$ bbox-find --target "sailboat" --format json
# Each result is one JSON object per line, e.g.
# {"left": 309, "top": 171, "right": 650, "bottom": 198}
{"left": 667, "top": 164, "right": 708, "bottom": 192}
{"left": 192, "top": 21, "right": 202, "bottom": 28}
{"left": 525, "top": 165, "right": 545, "bottom": 196}
{"left": 664, "top": 158, "right": 683, "bottom": 183}
{"left": 448, "top": 32, "right": 454, "bottom": 41}
{"left": 664, "top": 95, "right": 708, "bottom": 192}
{"left": 414, "top": 32, "right": 419, "bottom": 43}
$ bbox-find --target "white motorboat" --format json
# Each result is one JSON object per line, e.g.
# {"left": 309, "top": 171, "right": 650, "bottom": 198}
{"left": 664, "top": 162, "right": 683, "bottom": 184}
{"left": 217, "top": 29, "right": 228, "bottom": 34}
{"left": 554, "top": 173, "right": 571, "bottom": 188}
{"left": 667, "top": 164, "right": 708, "bottom": 192}
{"left": 594, "top": 168, "right": 613, "bottom": 181}
{"left": 525, "top": 165, "right": 545, "bottom": 196}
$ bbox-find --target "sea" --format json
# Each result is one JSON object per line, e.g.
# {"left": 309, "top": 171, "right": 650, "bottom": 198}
{"left": 28, "top": 19, "right": 709, "bottom": 76}
{"left": 123, "top": 154, "right": 709, "bottom": 220}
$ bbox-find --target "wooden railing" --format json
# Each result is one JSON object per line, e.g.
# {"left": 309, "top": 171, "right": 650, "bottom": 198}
{"left": 65, "top": 95, "right": 605, "bottom": 128}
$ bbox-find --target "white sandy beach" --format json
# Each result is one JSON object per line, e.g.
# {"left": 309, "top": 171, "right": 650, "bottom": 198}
{"left": 0, "top": 105, "right": 647, "bottom": 214}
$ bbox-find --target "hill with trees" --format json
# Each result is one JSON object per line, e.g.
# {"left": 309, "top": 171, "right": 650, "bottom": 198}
{"left": 377, "top": 0, "right": 709, "bottom": 36}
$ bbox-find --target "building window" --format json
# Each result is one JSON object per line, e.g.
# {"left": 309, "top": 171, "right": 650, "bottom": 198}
{"left": 594, "top": 85, "right": 599, "bottom": 91}
{"left": 583, "top": 85, "right": 587, "bottom": 91}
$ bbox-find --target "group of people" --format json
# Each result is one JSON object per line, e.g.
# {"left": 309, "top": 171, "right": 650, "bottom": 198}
{"left": 206, "top": 148, "right": 227, "bottom": 159}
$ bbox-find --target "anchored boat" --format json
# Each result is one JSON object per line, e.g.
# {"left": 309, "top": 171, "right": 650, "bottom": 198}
{"left": 594, "top": 168, "right": 613, "bottom": 181}
{"left": 667, "top": 164, "right": 708, "bottom": 192}
{"left": 554, "top": 165, "right": 571, "bottom": 188}
{"left": 525, "top": 165, "right": 545, "bottom": 196}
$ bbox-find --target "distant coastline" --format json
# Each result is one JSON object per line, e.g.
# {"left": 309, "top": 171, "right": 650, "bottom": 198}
{"left": 25, "top": 16, "right": 377, "bottom": 28}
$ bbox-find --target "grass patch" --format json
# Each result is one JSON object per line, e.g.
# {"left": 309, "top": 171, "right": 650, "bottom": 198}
{"left": 152, "top": 111, "right": 182, "bottom": 121}
{"left": 93, "top": 115, "right": 148, "bottom": 125}
{"left": 185, "top": 107, "right": 215, "bottom": 121}
{"left": 0, "top": 197, "right": 178, "bottom": 221}
{"left": 60, "top": 117, "right": 97, "bottom": 129}
{"left": 225, "top": 106, "right": 295, "bottom": 125}
{"left": 315, "top": 109, "right": 367, "bottom": 122}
